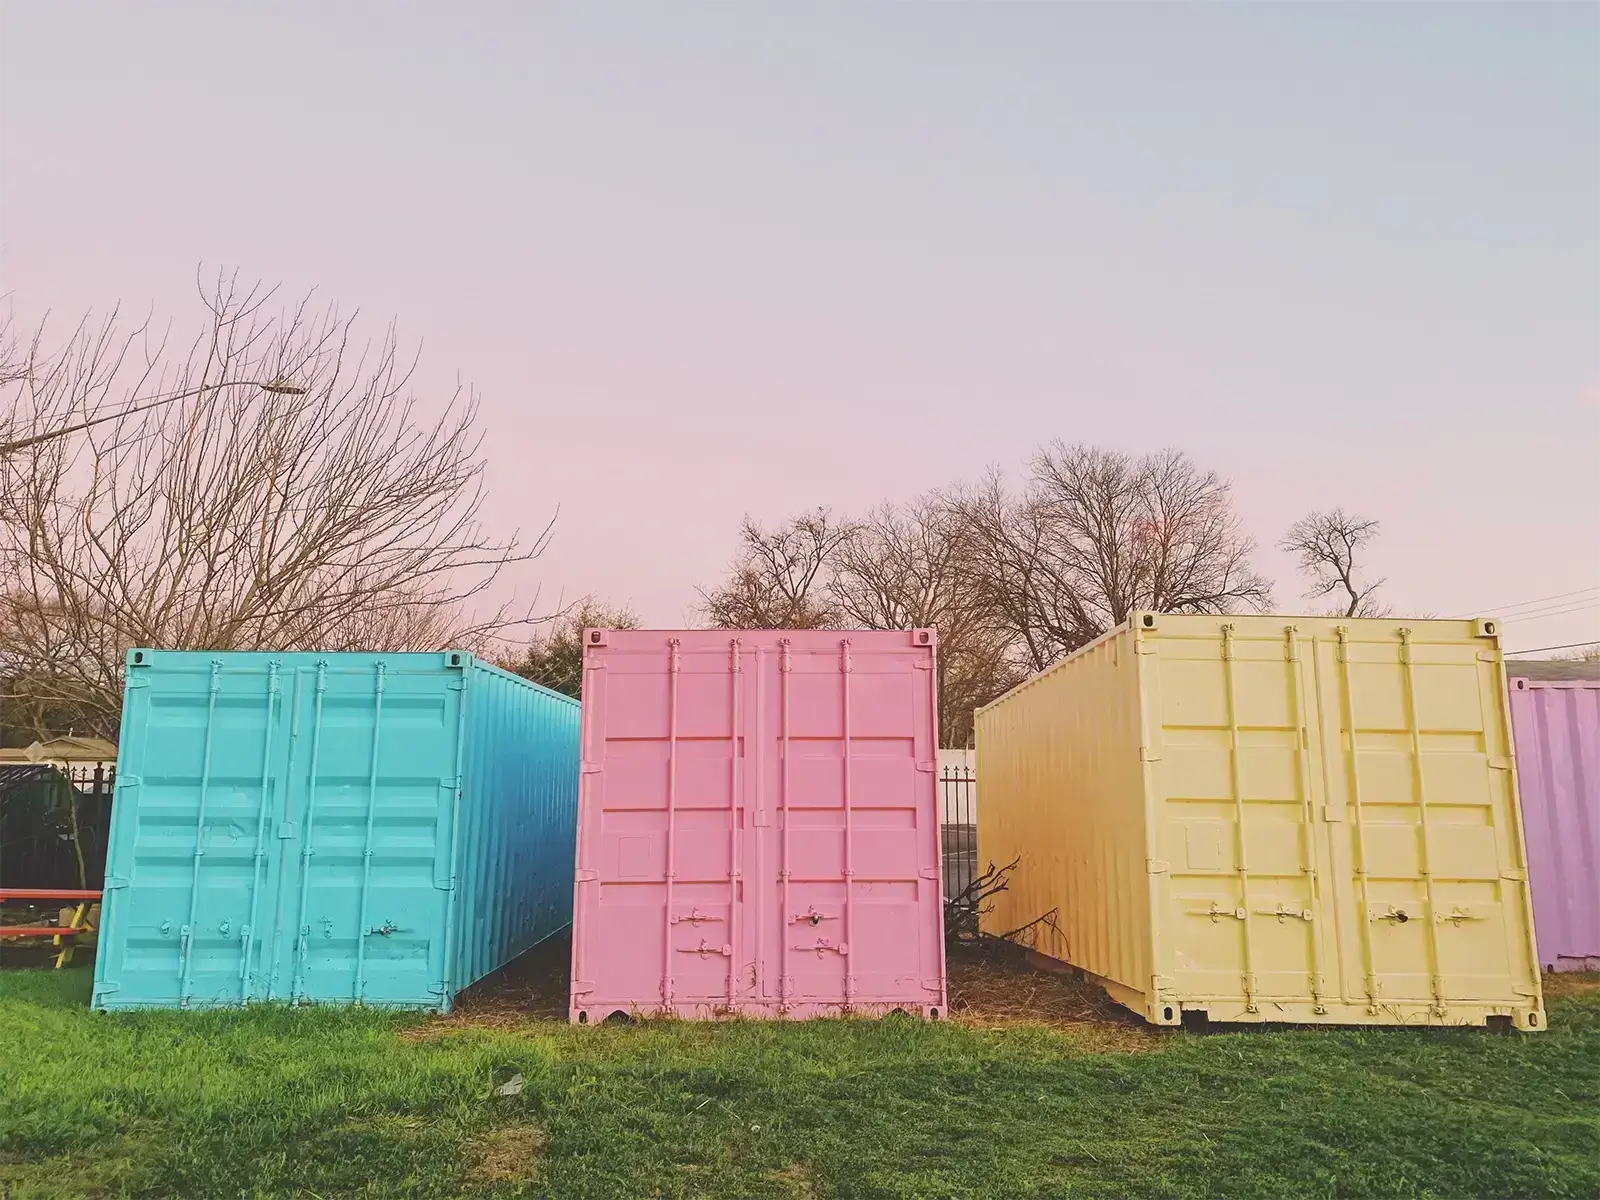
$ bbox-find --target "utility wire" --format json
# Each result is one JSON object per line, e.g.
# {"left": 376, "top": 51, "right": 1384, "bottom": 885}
{"left": 1504, "top": 638, "right": 1600, "bottom": 657}
{"left": 1454, "top": 584, "right": 1600, "bottom": 619}
{"left": 1497, "top": 597, "right": 1600, "bottom": 624}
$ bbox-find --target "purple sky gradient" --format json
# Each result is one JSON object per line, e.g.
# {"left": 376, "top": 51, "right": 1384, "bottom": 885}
{"left": 3, "top": 3, "right": 1597, "bottom": 651}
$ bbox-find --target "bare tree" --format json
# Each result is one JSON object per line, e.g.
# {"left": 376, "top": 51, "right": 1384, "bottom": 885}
{"left": 953, "top": 444, "right": 1271, "bottom": 670}
{"left": 2, "top": 306, "right": 157, "bottom": 455}
{"left": 0, "top": 275, "right": 549, "bottom": 739}
{"left": 1280, "top": 508, "right": 1387, "bottom": 618}
{"left": 502, "top": 597, "right": 640, "bottom": 699}
{"left": 697, "top": 509, "right": 854, "bottom": 629}
{"left": 830, "top": 494, "right": 1021, "bottom": 745}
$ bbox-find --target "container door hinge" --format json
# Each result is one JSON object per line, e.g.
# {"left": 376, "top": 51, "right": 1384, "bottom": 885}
{"left": 1152, "top": 975, "right": 1177, "bottom": 994}
{"left": 581, "top": 763, "right": 602, "bottom": 775}
{"left": 434, "top": 876, "right": 456, "bottom": 891}
{"left": 104, "top": 876, "right": 129, "bottom": 890}
{"left": 1487, "top": 756, "right": 1512, "bottom": 771}
{"left": 439, "top": 776, "right": 462, "bottom": 794}
{"left": 1513, "top": 983, "right": 1539, "bottom": 998}
{"left": 446, "top": 677, "right": 466, "bottom": 691}
{"left": 117, "top": 775, "right": 141, "bottom": 790}
{"left": 572, "top": 980, "right": 596, "bottom": 996}
{"left": 919, "top": 866, "right": 940, "bottom": 880}
{"left": 1139, "top": 747, "right": 1161, "bottom": 762}
{"left": 1501, "top": 868, "right": 1527, "bottom": 882}
{"left": 916, "top": 761, "right": 937, "bottom": 773}
{"left": 1145, "top": 858, "right": 1170, "bottom": 874}
{"left": 93, "top": 982, "right": 121, "bottom": 997}
{"left": 575, "top": 868, "right": 599, "bottom": 883}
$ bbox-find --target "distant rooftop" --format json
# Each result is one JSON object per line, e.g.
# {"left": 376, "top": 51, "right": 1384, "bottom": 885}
{"left": 1504, "top": 659, "right": 1600, "bottom": 682}
{"left": 0, "top": 735, "right": 118, "bottom": 764}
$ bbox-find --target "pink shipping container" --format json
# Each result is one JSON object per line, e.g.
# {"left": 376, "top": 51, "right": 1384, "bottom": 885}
{"left": 1509, "top": 677, "right": 1600, "bottom": 972}
{"left": 570, "top": 628, "right": 947, "bottom": 1022}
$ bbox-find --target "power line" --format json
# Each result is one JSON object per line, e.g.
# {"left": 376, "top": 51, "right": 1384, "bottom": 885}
{"left": 1504, "top": 638, "right": 1600, "bottom": 657}
{"left": 1455, "top": 584, "right": 1600, "bottom": 619}
{"left": 1498, "top": 598, "right": 1600, "bottom": 624}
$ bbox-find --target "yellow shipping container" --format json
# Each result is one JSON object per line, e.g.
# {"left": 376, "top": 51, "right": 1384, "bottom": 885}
{"left": 977, "top": 613, "right": 1545, "bottom": 1031}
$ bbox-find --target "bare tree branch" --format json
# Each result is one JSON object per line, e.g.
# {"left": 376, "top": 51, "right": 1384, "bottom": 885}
{"left": 500, "top": 596, "right": 640, "bottom": 699}
{"left": 1279, "top": 507, "right": 1387, "bottom": 618}
{"left": 831, "top": 493, "right": 1022, "bottom": 746}
{"left": 696, "top": 509, "right": 854, "bottom": 629}
{"left": 950, "top": 445, "right": 1272, "bottom": 670}
{"left": 0, "top": 274, "right": 550, "bottom": 739}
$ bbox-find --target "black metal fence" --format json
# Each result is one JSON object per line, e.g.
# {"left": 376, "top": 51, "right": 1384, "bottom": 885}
{"left": 940, "top": 764, "right": 977, "bottom": 908}
{"left": 0, "top": 763, "right": 115, "bottom": 891}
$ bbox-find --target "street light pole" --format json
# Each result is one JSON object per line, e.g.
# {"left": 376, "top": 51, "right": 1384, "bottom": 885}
{"left": 0, "top": 378, "right": 308, "bottom": 455}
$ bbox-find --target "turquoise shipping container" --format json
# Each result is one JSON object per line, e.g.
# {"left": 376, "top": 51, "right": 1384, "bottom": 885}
{"left": 91, "top": 650, "right": 579, "bottom": 1011}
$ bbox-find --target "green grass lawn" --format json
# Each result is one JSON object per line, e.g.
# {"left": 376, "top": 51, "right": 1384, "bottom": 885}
{"left": 2, "top": 959, "right": 1597, "bottom": 1200}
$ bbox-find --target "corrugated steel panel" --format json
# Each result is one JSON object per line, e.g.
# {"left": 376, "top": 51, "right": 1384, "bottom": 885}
{"left": 570, "top": 628, "right": 946, "bottom": 1022}
{"left": 978, "top": 614, "right": 1546, "bottom": 1030}
{"left": 92, "top": 650, "right": 578, "bottom": 1011}
{"left": 1508, "top": 678, "right": 1600, "bottom": 972}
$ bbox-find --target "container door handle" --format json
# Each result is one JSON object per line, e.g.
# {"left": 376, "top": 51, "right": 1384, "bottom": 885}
{"left": 676, "top": 940, "right": 732, "bottom": 957}
{"left": 1187, "top": 902, "right": 1247, "bottom": 923}
{"left": 791, "top": 938, "right": 848, "bottom": 956}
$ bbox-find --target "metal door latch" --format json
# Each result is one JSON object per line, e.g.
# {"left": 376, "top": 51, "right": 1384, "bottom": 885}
{"left": 1191, "top": 902, "right": 1247, "bottom": 923}
{"left": 676, "top": 939, "right": 732, "bottom": 957}
{"left": 1255, "top": 904, "right": 1313, "bottom": 923}
{"left": 792, "top": 906, "right": 833, "bottom": 926}
{"left": 792, "top": 938, "right": 848, "bottom": 957}
{"left": 365, "top": 921, "right": 398, "bottom": 937}
{"left": 670, "top": 907, "right": 722, "bottom": 925}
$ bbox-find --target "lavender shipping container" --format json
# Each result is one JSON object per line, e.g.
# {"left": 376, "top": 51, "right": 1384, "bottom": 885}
{"left": 570, "top": 628, "right": 947, "bottom": 1022}
{"left": 1509, "top": 677, "right": 1600, "bottom": 972}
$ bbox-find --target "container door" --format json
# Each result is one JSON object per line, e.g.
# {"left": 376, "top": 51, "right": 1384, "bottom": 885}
{"left": 750, "top": 638, "right": 942, "bottom": 1013}
{"left": 1312, "top": 626, "right": 1535, "bottom": 1013}
{"left": 96, "top": 658, "right": 294, "bottom": 1009}
{"left": 263, "top": 662, "right": 460, "bottom": 1006}
{"left": 1153, "top": 624, "right": 1328, "bottom": 1011}
{"left": 574, "top": 637, "right": 751, "bottom": 1014}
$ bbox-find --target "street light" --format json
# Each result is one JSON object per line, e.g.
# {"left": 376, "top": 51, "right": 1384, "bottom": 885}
{"left": 0, "top": 378, "right": 308, "bottom": 455}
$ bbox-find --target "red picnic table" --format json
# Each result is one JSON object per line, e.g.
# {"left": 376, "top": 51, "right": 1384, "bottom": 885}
{"left": 0, "top": 888, "right": 103, "bottom": 968}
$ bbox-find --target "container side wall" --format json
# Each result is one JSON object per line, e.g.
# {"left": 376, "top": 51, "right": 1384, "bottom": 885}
{"left": 1510, "top": 680, "right": 1600, "bottom": 972}
{"left": 452, "top": 661, "right": 580, "bottom": 996}
{"left": 91, "top": 650, "right": 576, "bottom": 1012}
{"left": 976, "top": 628, "right": 1153, "bottom": 1005}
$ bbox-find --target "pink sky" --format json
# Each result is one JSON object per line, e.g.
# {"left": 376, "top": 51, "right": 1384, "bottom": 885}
{"left": 3, "top": 4, "right": 1596, "bottom": 652}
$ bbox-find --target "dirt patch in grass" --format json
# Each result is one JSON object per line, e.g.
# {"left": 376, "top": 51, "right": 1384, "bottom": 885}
{"left": 405, "top": 931, "right": 1155, "bottom": 1050}
{"left": 400, "top": 934, "right": 572, "bottom": 1040}
{"left": 946, "top": 939, "right": 1158, "bottom": 1050}
{"left": 767, "top": 1162, "right": 818, "bottom": 1196}
{"left": 469, "top": 1122, "right": 546, "bottom": 1184}
{"left": 1542, "top": 971, "right": 1600, "bottom": 999}
{"left": 0, "top": 1135, "right": 146, "bottom": 1198}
